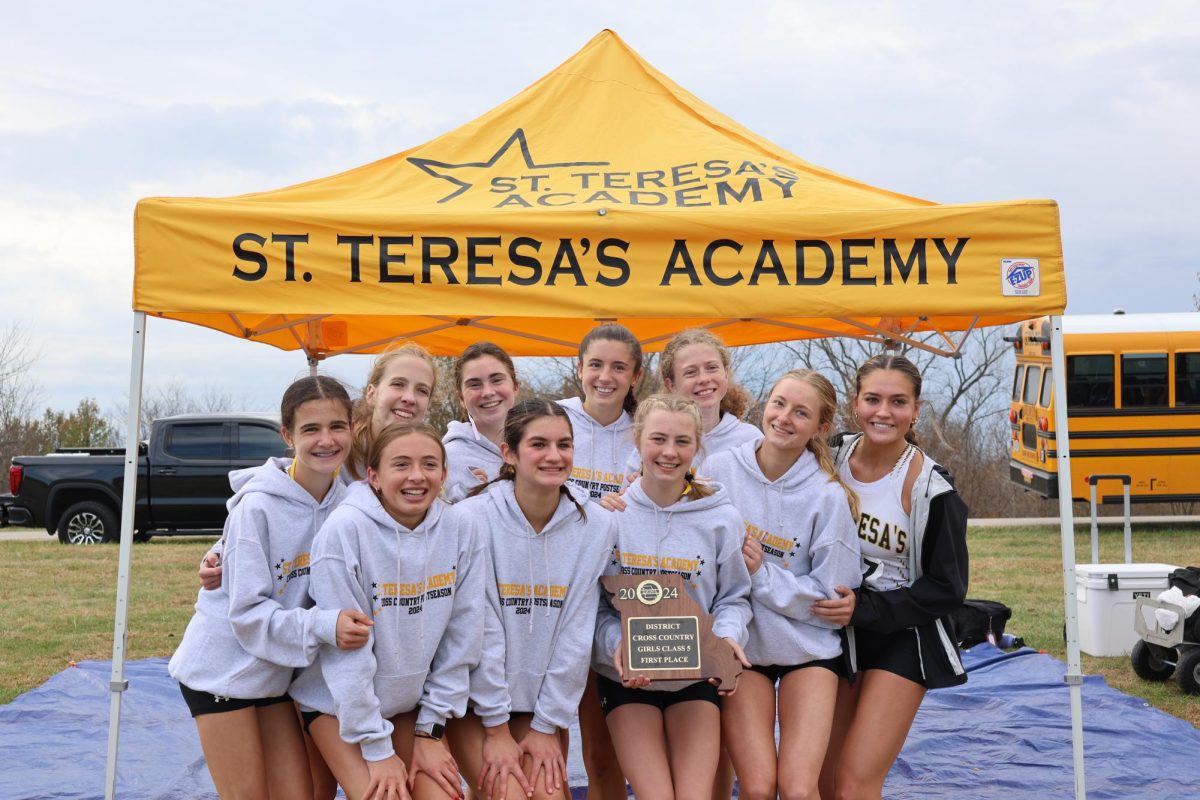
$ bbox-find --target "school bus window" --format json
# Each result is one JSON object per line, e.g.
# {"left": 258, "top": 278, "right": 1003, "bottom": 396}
{"left": 1121, "top": 353, "right": 1168, "bottom": 408}
{"left": 1040, "top": 367, "right": 1053, "bottom": 407}
{"left": 1023, "top": 365, "right": 1041, "bottom": 405}
{"left": 1174, "top": 352, "right": 1200, "bottom": 406}
{"left": 1066, "top": 354, "right": 1114, "bottom": 408}
{"left": 1012, "top": 365, "right": 1024, "bottom": 402}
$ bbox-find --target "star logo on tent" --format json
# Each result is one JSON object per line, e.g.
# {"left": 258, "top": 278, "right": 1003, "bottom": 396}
{"left": 408, "top": 128, "right": 609, "bottom": 203}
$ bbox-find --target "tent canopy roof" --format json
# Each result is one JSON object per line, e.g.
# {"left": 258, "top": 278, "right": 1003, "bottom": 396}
{"left": 134, "top": 29, "right": 1065, "bottom": 358}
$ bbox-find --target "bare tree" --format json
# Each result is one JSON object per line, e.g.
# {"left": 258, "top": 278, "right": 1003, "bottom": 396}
{"left": 111, "top": 378, "right": 258, "bottom": 440}
{"left": 0, "top": 325, "right": 44, "bottom": 471}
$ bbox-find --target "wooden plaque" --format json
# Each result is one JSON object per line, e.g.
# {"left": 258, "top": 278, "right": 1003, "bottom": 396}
{"left": 600, "top": 573, "right": 742, "bottom": 688}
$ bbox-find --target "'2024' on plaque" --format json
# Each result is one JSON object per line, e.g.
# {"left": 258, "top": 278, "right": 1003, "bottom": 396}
{"left": 600, "top": 572, "right": 742, "bottom": 689}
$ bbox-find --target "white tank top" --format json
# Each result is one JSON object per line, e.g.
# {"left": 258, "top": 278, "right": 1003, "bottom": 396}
{"left": 839, "top": 442, "right": 915, "bottom": 591}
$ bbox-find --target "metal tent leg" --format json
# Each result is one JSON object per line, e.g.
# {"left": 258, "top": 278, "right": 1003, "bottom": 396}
{"left": 105, "top": 311, "right": 147, "bottom": 800}
{"left": 1050, "top": 315, "right": 1087, "bottom": 799}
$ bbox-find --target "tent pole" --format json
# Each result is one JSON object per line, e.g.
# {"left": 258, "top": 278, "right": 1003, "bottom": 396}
{"left": 1050, "top": 314, "right": 1086, "bottom": 799}
{"left": 104, "top": 311, "right": 147, "bottom": 800}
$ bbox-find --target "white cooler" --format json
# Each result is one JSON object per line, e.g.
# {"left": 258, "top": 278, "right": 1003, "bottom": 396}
{"left": 1074, "top": 563, "right": 1178, "bottom": 657}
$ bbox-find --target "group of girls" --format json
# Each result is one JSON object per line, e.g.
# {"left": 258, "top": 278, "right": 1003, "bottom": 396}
{"left": 172, "top": 322, "right": 968, "bottom": 800}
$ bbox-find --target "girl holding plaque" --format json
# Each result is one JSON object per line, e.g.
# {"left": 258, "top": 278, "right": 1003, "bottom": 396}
{"left": 593, "top": 393, "right": 752, "bottom": 800}
{"left": 450, "top": 400, "right": 617, "bottom": 800}
{"left": 702, "top": 370, "right": 863, "bottom": 800}
{"left": 813, "top": 354, "right": 969, "bottom": 800}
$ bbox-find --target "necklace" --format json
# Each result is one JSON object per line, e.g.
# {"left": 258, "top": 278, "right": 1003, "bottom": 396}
{"left": 889, "top": 443, "right": 915, "bottom": 479}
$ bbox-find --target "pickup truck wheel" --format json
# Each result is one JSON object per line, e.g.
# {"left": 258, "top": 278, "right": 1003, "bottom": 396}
{"left": 58, "top": 502, "right": 118, "bottom": 545}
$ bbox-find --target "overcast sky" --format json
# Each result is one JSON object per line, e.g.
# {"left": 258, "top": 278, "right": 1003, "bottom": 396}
{"left": 3, "top": 1, "right": 1198, "bottom": 415}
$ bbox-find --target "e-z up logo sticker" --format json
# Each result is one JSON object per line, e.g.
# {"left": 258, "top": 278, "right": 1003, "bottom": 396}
{"left": 1001, "top": 258, "right": 1040, "bottom": 297}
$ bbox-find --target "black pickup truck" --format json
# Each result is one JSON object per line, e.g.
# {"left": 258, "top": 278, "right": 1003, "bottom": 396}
{"left": 1, "top": 413, "right": 286, "bottom": 544}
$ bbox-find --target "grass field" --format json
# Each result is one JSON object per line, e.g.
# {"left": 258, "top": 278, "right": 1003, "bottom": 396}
{"left": 1, "top": 525, "right": 1197, "bottom": 727}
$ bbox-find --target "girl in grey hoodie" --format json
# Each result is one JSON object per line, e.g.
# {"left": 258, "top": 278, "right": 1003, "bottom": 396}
{"left": 593, "top": 393, "right": 752, "bottom": 800}
{"left": 557, "top": 323, "right": 646, "bottom": 800}
{"left": 443, "top": 342, "right": 520, "bottom": 502}
{"left": 701, "top": 370, "right": 862, "bottom": 800}
{"left": 292, "top": 423, "right": 485, "bottom": 800}
{"left": 448, "top": 399, "right": 617, "bottom": 800}
{"left": 168, "top": 377, "right": 372, "bottom": 800}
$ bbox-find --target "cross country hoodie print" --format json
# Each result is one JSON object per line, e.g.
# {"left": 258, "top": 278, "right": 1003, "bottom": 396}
{"left": 442, "top": 419, "right": 504, "bottom": 502}
{"left": 462, "top": 480, "right": 616, "bottom": 734}
{"left": 289, "top": 483, "right": 485, "bottom": 762}
{"left": 593, "top": 479, "right": 753, "bottom": 690}
{"left": 169, "top": 457, "right": 344, "bottom": 699}
{"left": 557, "top": 396, "right": 637, "bottom": 500}
{"left": 702, "top": 441, "right": 862, "bottom": 666}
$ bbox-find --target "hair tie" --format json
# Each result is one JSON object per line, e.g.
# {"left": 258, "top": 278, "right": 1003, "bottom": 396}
{"left": 681, "top": 468, "right": 695, "bottom": 497}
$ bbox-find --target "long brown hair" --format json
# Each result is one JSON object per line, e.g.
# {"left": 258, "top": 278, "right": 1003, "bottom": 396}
{"left": 632, "top": 393, "right": 716, "bottom": 500}
{"left": 853, "top": 353, "right": 922, "bottom": 446}
{"left": 467, "top": 399, "right": 586, "bottom": 520}
{"left": 768, "top": 370, "right": 859, "bottom": 521}
{"left": 347, "top": 343, "right": 438, "bottom": 480}
{"left": 659, "top": 328, "right": 751, "bottom": 419}
{"left": 578, "top": 323, "right": 644, "bottom": 415}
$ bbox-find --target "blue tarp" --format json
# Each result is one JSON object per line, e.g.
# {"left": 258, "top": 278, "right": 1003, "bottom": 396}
{"left": 2, "top": 646, "right": 1197, "bottom": 799}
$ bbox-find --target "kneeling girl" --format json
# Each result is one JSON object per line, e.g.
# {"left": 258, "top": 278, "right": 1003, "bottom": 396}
{"left": 291, "top": 423, "right": 485, "bottom": 800}
{"left": 449, "top": 399, "right": 617, "bottom": 800}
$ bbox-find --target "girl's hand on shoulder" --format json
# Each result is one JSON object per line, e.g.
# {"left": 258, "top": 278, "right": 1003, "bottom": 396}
{"left": 711, "top": 637, "right": 752, "bottom": 696}
{"left": 409, "top": 735, "right": 461, "bottom": 798}
{"left": 598, "top": 491, "right": 627, "bottom": 512}
{"left": 741, "top": 534, "right": 763, "bottom": 574}
{"left": 519, "top": 729, "right": 565, "bottom": 797}
{"left": 480, "top": 723, "right": 533, "bottom": 800}
{"left": 812, "top": 585, "right": 857, "bottom": 626}
{"left": 468, "top": 465, "right": 488, "bottom": 484}
{"left": 198, "top": 552, "right": 222, "bottom": 591}
{"left": 335, "top": 609, "right": 373, "bottom": 650}
{"left": 365, "top": 754, "right": 411, "bottom": 800}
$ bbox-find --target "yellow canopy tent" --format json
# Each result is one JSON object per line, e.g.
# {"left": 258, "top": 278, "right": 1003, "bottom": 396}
{"left": 134, "top": 29, "right": 1063, "bottom": 359}
{"left": 108, "top": 30, "right": 1085, "bottom": 800}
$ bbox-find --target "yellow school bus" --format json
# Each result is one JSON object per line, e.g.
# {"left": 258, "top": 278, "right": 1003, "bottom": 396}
{"left": 1008, "top": 312, "right": 1200, "bottom": 503}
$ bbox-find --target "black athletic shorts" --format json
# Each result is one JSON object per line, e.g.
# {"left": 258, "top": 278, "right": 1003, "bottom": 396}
{"left": 595, "top": 674, "right": 720, "bottom": 715}
{"left": 748, "top": 656, "right": 845, "bottom": 684}
{"left": 178, "top": 682, "right": 293, "bottom": 718}
{"left": 300, "top": 709, "right": 325, "bottom": 734}
{"left": 849, "top": 627, "right": 926, "bottom": 686}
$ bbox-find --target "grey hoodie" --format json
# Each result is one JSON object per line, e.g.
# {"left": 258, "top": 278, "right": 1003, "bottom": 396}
{"left": 289, "top": 483, "right": 485, "bottom": 762}
{"left": 702, "top": 441, "right": 862, "bottom": 666}
{"left": 443, "top": 419, "right": 504, "bottom": 502}
{"left": 460, "top": 480, "right": 616, "bottom": 734}
{"left": 593, "top": 479, "right": 752, "bottom": 690}
{"left": 169, "top": 457, "right": 343, "bottom": 699}
{"left": 700, "top": 412, "right": 762, "bottom": 464}
{"left": 557, "top": 397, "right": 637, "bottom": 501}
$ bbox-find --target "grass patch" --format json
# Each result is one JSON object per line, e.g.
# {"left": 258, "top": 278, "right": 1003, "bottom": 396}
{"left": 968, "top": 523, "right": 1200, "bottom": 728}
{"left": 0, "top": 536, "right": 214, "bottom": 704}
{"left": 1, "top": 527, "right": 1197, "bottom": 728}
